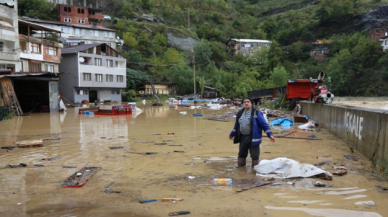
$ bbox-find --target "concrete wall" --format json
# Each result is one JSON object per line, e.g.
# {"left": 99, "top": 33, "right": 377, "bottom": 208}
{"left": 300, "top": 102, "right": 388, "bottom": 169}
{"left": 59, "top": 53, "right": 78, "bottom": 102}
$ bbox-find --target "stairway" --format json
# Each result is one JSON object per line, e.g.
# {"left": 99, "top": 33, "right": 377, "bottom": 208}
{"left": 0, "top": 77, "right": 23, "bottom": 116}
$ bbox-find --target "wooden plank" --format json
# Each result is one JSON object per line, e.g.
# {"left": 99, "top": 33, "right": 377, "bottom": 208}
{"left": 15, "top": 139, "right": 43, "bottom": 148}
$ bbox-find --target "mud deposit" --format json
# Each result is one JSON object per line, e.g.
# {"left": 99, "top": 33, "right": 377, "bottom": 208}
{"left": 0, "top": 105, "right": 387, "bottom": 216}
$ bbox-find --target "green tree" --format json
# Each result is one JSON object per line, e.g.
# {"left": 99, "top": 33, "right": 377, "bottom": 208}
{"left": 269, "top": 66, "right": 289, "bottom": 87}
{"left": 18, "top": 0, "right": 56, "bottom": 20}
{"left": 168, "top": 65, "right": 194, "bottom": 95}
{"left": 123, "top": 32, "right": 139, "bottom": 47}
{"left": 126, "top": 68, "right": 149, "bottom": 90}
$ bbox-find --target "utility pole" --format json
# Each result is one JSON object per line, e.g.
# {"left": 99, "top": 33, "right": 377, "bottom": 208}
{"left": 188, "top": 10, "right": 190, "bottom": 28}
{"left": 193, "top": 55, "right": 196, "bottom": 104}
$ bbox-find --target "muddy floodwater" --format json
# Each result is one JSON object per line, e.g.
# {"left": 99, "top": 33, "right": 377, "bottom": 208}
{"left": 1, "top": 105, "right": 388, "bottom": 217}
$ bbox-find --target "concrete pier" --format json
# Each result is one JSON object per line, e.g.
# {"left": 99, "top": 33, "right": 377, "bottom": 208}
{"left": 300, "top": 101, "right": 388, "bottom": 169}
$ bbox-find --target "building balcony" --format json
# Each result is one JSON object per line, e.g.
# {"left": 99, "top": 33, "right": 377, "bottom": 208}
{"left": 0, "top": 27, "right": 18, "bottom": 42}
{"left": 0, "top": 51, "right": 19, "bottom": 62}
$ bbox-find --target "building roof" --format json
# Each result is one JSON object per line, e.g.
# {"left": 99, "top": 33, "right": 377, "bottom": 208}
{"left": 61, "top": 43, "right": 104, "bottom": 54}
{"left": 19, "top": 19, "right": 62, "bottom": 33}
{"left": 20, "top": 17, "right": 116, "bottom": 32}
{"left": 229, "top": 39, "right": 272, "bottom": 43}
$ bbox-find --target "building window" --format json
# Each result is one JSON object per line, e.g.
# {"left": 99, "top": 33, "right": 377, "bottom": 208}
{"left": 64, "top": 17, "right": 71, "bottom": 22}
{"left": 115, "top": 61, "right": 119, "bottom": 68}
{"left": 64, "top": 6, "right": 71, "bottom": 12}
{"left": 0, "top": 42, "right": 3, "bottom": 52}
{"left": 77, "top": 8, "right": 85, "bottom": 14}
{"left": 31, "top": 43, "right": 41, "bottom": 53}
{"left": 46, "top": 46, "right": 57, "bottom": 56}
{"left": 75, "top": 28, "right": 80, "bottom": 35}
{"left": 95, "top": 74, "right": 103, "bottom": 82}
{"left": 109, "top": 32, "right": 114, "bottom": 38}
{"left": 89, "top": 30, "right": 94, "bottom": 35}
{"left": 104, "top": 31, "right": 108, "bottom": 38}
{"left": 61, "top": 27, "right": 69, "bottom": 33}
{"left": 82, "top": 29, "right": 86, "bottom": 35}
{"left": 46, "top": 64, "right": 54, "bottom": 72}
{"left": 106, "top": 74, "right": 113, "bottom": 82}
{"left": 112, "top": 90, "right": 120, "bottom": 94}
{"left": 83, "top": 73, "right": 91, "bottom": 81}
{"left": 117, "top": 75, "right": 123, "bottom": 82}
{"left": 77, "top": 89, "right": 88, "bottom": 95}
{"left": 95, "top": 58, "right": 102, "bottom": 66}
{"left": 107, "top": 60, "right": 113, "bottom": 67}
{"left": 28, "top": 60, "right": 41, "bottom": 73}
{"left": 94, "top": 31, "right": 99, "bottom": 36}
{"left": 78, "top": 19, "right": 85, "bottom": 24}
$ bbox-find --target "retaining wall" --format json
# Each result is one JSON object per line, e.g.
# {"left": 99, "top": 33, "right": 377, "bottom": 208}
{"left": 300, "top": 102, "right": 388, "bottom": 169}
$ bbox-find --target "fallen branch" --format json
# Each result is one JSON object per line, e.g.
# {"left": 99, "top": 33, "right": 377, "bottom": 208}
{"left": 235, "top": 182, "right": 272, "bottom": 193}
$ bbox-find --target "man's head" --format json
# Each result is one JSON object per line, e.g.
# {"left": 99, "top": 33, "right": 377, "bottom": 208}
{"left": 242, "top": 97, "right": 252, "bottom": 111}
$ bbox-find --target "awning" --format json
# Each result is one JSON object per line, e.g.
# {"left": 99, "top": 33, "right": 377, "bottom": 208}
{"left": 66, "top": 39, "right": 83, "bottom": 43}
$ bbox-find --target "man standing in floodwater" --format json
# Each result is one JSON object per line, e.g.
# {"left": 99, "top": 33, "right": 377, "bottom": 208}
{"left": 229, "top": 98, "right": 275, "bottom": 168}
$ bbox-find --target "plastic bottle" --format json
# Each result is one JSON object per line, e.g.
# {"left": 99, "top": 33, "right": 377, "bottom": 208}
{"left": 210, "top": 178, "right": 233, "bottom": 185}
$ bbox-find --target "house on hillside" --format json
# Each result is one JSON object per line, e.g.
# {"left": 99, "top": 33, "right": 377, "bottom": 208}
{"left": 310, "top": 47, "right": 330, "bottom": 62}
{"left": 21, "top": 17, "right": 123, "bottom": 49}
{"left": 380, "top": 36, "right": 388, "bottom": 52}
{"left": 59, "top": 43, "right": 126, "bottom": 104}
{"left": 226, "top": 39, "right": 271, "bottom": 56}
{"left": 369, "top": 27, "right": 388, "bottom": 41}
{"left": 136, "top": 83, "right": 176, "bottom": 96}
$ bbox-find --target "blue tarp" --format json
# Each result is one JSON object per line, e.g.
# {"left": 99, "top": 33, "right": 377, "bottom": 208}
{"left": 269, "top": 118, "right": 295, "bottom": 127}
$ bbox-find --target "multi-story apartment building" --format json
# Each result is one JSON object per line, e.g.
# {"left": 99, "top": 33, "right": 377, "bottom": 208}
{"left": 0, "top": 0, "right": 20, "bottom": 73}
{"left": 59, "top": 43, "right": 126, "bottom": 104}
{"left": 227, "top": 39, "right": 272, "bottom": 56}
{"left": 54, "top": 3, "right": 104, "bottom": 27}
{"left": 21, "top": 18, "right": 123, "bottom": 49}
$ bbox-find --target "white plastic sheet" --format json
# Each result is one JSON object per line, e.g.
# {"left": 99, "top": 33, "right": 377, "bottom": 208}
{"left": 254, "top": 157, "right": 332, "bottom": 179}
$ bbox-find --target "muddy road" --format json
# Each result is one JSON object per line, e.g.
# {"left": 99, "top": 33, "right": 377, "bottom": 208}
{"left": 0, "top": 105, "right": 387, "bottom": 217}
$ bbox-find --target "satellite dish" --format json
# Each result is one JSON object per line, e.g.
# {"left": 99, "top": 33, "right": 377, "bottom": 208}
{"left": 6, "top": 0, "right": 14, "bottom": 6}
{"left": 79, "top": 57, "right": 85, "bottom": 63}
{"left": 116, "top": 36, "right": 120, "bottom": 39}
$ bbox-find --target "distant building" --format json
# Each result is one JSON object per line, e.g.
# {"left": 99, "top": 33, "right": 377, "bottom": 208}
{"left": 54, "top": 4, "right": 105, "bottom": 27}
{"left": 310, "top": 47, "right": 330, "bottom": 62}
{"left": 136, "top": 83, "right": 176, "bottom": 96}
{"left": 226, "top": 39, "right": 271, "bottom": 56}
{"left": 0, "top": 0, "right": 20, "bottom": 73}
{"left": 59, "top": 43, "right": 126, "bottom": 104}
{"left": 369, "top": 28, "right": 388, "bottom": 41}
{"left": 380, "top": 36, "right": 388, "bottom": 52}
{"left": 47, "top": 0, "right": 101, "bottom": 9}
{"left": 21, "top": 18, "right": 123, "bottom": 49}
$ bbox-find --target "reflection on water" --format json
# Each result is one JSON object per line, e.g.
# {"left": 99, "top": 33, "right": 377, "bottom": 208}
{"left": 1, "top": 105, "right": 388, "bottom": 217}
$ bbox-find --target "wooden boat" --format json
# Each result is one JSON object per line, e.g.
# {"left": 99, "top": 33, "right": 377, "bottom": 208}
{"left": 62, "top": 167, "right": 101, "bottom": 188}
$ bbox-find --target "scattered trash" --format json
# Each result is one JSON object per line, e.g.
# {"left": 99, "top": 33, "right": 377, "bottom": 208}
{"left": 344, "top": 155, "right": 358, "bottom": 161}
{"left": 314, "top": 161, "right": 331, "bottom": 166}
{"left": 210, "top": 178, "right": 233, "bottom": 185}
{"left": 6, "top": 163, "right": 26, "bottom": 168}
{"left": 62, "top": 166, "right": 101, "bottom": 188}
{"left": 145, "top": 152, "right": 158, "bottom": 155}
{"left": 271, "top": 183, "right": 282, "bottom": 186}
{"left": 63, "top": 165, "right": 77, "bottom": 168}
{"left": 15, "top": 139, "right": 43, "bottom": 148}
{"left": 344, "top": 195, "right": 367, "bottom": 200}
{"left": 307, "top": 135, "right": 318, "bottom": 140}
{"left": 41, "top": 137, "right": 60, "bottom": 141}
{"left": 294, "top": 115, "right": 308, "bottom": 123}
{"left": 34, "top": 164, "right": 45, "bottom": 167}
{"left": 168, "top": 211, "right": 190, "bottom": 216}
{"left": 174, "top": 150, "right": 184, "bottom": 153}
{"left": 316, "top": 155, "right": 332, "bottom": 159}
{"left": 376, "top": 185, "right": 388, "bottom": 191}
{"left": 153, "top": 133, "right": 161, "bottom": 135}
{"left": 193, "top": 113, "right": 203, "bottom": 117}
{"left": 128, "top": 151, "right": 144, "bottom": 154}
{"left": 154, "top": 143, "right": 167, "bottom": 145}
{"left": 263, "top": 178, "right": 275, "bottom": 182}
{"left": 109, "top": 146, "right": 124, "bottom": 150}
{"left": 162, "top": 198, "right": 184, "bottom": 202}
{"left": 103, "top": 189, "right": 121, "bottom": 194}
{"left": 333, "top": 170, "right": 347, "bottom": 176}
{"left": 278, "top": 131, "right": 297, "bottom": 138}
{"left": 255, "top": 157, "right": 332, "bottom": 180}
{"left": 179, "top": 111, "right": 187, "bottom": 115}
{"left": 298, "top": 121, "right": 316, "bottom": 129}
{"left": 264, "top": 152, "right": 271, "bottom": 153}
{"left": 204, "top": 156, "right": 237, "bottom": 163}
{"left": 354, "top": 201, "right": 375, "bottom": 206}
{"left": 314, "top": 181, "right": 326, "bottom": 187}
{"left": 269, "top": 118, "right": 294, "bottom": 127}
{"left": 185, "top": 163, "right": 195, "bottom": 166}
{"left": 101, "top": 137, "right": 106, "bottom": 139}
{"left": 188, "top": 176, "right": 195, "bottom": 180}
{"left": 42, "top": 157, "right": 61, "bottom": 161}
{"left": 192, "top": 157, "right": 201, "bottom": 160}
{"left": 163, "top": 140, "right": 173, "bottom": 142}
{"left": 236, "top": 182, "right": 272, "bottom": 193}
{"left": 167, "top": 132, "right": 175, "bottom": 135}
{"left": 1, "top": 146, "right": 15, "bottom": 150}
{"left": 333, "top": 166, "right": 347, "bottom": 170}
{"left": 169, "top": 145, "right": 183, "bottom": 146}
{"left": 139, "top": 199, "right": 157, "bottom": 203}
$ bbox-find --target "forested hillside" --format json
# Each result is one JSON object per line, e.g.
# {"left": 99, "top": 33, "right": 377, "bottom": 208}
{"left": 20, "top": 0, "right": 388, "bottom": 97}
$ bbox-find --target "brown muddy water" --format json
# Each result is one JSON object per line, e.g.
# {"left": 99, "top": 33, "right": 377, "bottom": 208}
{"left": 0, "top": 105, "right": 388, "bottom": 217}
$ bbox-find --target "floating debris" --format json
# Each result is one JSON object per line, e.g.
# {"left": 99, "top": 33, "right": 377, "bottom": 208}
{"left": 376, "top": 185, "right": 388, "bottom": 191}
{"left": 103, "top": 189, "right": 121, "bottom": 194}
{"left": 344, "top": 155, "right": 358, "bottom": 161}
{"left": 109, "top": 146, "right": 124, "bottom": 150}
{"left": 139, "top": 199, "right": 157, "bottom": 203}
{"left": 314, "top": 161, "right": 331, "bottom": 166}
{"left": 42, "top": 157, "right": 61, "bottom": 161}
{"left": 63, "top": 165, "right": 77, "bottom": 168}
{"left": 163, "top": 140, "right": 173, "bottom": 142}
{"left": 62, "top": 167, "right": 101, "bottom": 188}
{"left": 154, "top": 143, "right": 167, "bottom": 145}
{"left": 1, "top": 146, "right": 16, "bottom": 150}
{"left": 168, "top": 211, "right": 190, "bottom": 216}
